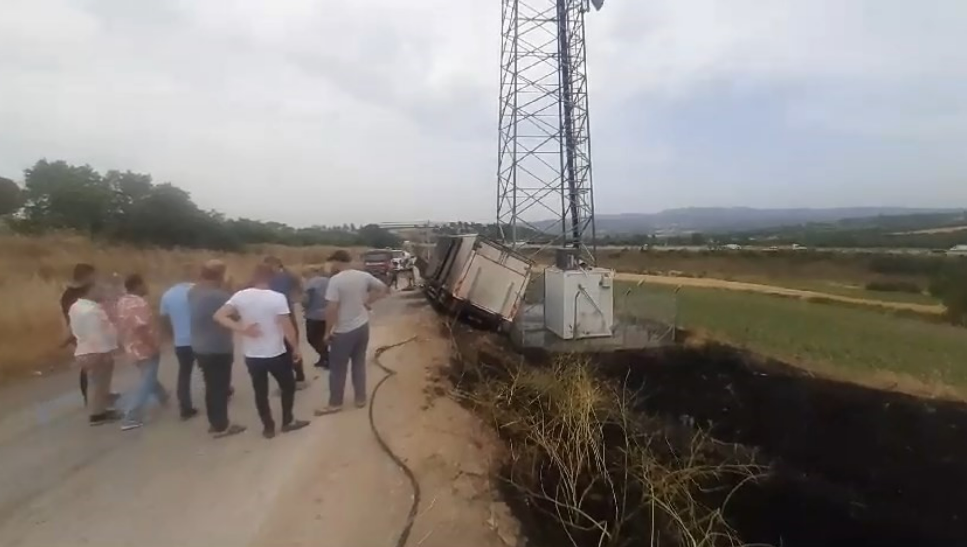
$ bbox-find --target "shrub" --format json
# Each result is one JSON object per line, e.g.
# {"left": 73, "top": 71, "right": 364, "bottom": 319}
{"left": 929, "top": 263, "right": 967, "bottom": 325}
{"left": 868, "top": 255, "right": 946, "bottom": 277}
{"left": 864, "top": 280, "right": 923, "bottom": 294}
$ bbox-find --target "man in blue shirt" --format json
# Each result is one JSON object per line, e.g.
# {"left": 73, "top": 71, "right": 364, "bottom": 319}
{"left": 265, "top": 256, "right": 307, "bottom": 387}
{"left": 160, "top": 269, "right": 200, "bottom": 420}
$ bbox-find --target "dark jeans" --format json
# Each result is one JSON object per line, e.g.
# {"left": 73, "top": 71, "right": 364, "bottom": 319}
{"left": 284, "top": 340, "right": 306, "bottom": 383}
{"left": 304, "top": 318, "right": 329, "bottom": 368}
{"left": 80, "top": 369, "right": 88, "bottom": 405}
{"left": 245, "top": 353, "right": 296, "bottom": 430}
{"left": 328, "top": 323, "right": 370, "bottom": 407}
{"left": 283, "top": 312, "right": 306, "bottom": 382}
{"left": 197, "top": 353, "right": 233, "bottom": 432}
{"left": 174, "top": 346, "right": 196, "bottom": 415}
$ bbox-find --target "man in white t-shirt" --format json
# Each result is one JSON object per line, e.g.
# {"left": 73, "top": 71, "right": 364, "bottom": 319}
{"left": 214, "top": 264, "right": 310, "bottom": 439}
{"left": 315, "top": 250, "right": 388, "bottom": 416}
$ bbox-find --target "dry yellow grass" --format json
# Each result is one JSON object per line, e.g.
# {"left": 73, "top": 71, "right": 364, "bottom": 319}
{"left": 0, "top": 234, "right": 350, "bottom": 381}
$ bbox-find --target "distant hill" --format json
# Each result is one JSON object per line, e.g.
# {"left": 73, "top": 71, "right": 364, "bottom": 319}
{"left": 588, "top": 207, "right": 961, "bottom": 235}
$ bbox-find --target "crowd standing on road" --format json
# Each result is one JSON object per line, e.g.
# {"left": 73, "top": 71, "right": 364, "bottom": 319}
{"left": 59, "top": 251, "right": 389, "bottom": 440}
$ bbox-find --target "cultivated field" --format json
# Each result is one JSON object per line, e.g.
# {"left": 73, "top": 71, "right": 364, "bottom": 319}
{"left": 620, "top": 281, "right": 967, "bottom": 398}
{"left": 593, "top": 248, "right": 951, "bottom": 307}
{"left": 0, "top": 234, "right": 343, "bottom": 381}
{"left": 616, "top": 272, "right": 945, "bottom": 315}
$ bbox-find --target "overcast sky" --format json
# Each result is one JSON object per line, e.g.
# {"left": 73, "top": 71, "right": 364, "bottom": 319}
{"left": 2, "top": 0, "right": 965, "bottom": 226}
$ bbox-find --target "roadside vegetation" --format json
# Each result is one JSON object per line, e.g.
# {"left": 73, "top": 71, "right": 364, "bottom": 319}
{"left": 449, "top": 323, "right": 967, "bottom": 546}
{"left": 1, "top": 159, "right": 402, "bottom": 250}
{"left": 621, "top": 282, "right": 967, "bottom": 397}
{"left": 449, "top": 332, "right": 765, "bottom": 547}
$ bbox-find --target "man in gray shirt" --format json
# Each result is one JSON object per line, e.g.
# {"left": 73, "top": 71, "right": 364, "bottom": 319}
{"left": 315, "top": 250, "right": 387, "bottom": 415}
{"left": 302, "top": 267, "right": 330, "bottom": 369}
{"left": 188, "top": 260, "right": 245, "bottom": 438}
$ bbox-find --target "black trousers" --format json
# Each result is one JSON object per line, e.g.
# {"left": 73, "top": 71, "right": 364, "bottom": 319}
{"left": 304, "top": 318, "right": 329, "bottom": 368}
{"left": 197, "top": 353, "right": 233, "bottom": 432}
{"left": 245, "top": 353, "right": 295, "bottom": 430}
{"left": 80, "top": 369, "right": 88, "bottom": 405}
{"left": 283, "top": 312, "right": 306, "bottom": 382}
{"left": 174, "top": 346, "right": 196, "bottom": 415}
{"left": 284, "top": 340, "right": 306, "bottom": 382}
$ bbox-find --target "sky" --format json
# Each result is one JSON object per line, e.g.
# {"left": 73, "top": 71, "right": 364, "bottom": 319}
{"left": 1, "top": 0, "right": 966, "bottom": 226}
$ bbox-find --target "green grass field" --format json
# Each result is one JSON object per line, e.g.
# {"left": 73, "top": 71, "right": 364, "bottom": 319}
{"left": 619, "top": 281, "right": 967, "bottom": 393}
{"left": 740, "top": 277, "right": 941, "bottom": 306}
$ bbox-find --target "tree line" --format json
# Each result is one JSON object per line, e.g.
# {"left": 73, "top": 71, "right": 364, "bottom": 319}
{"left": 0, "top": 160, "right": 401, "bottom": 250}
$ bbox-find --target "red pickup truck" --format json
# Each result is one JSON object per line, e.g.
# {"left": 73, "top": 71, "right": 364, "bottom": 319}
{"left": 361, "top": 249, "right": 394, "bottom": 283}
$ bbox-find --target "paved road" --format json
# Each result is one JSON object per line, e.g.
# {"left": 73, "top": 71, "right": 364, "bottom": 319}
{"left": 0, "top": 294, "right": 468, "bottom": 547}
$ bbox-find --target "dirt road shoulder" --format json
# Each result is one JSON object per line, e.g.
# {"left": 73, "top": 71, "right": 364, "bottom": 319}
{"left": 249, "top": 296, "right": 519, "bottom": 547}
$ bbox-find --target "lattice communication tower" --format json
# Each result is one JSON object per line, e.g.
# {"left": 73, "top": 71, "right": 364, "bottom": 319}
{"left": 496, "top": 0, "right": 604, "bottom": 263}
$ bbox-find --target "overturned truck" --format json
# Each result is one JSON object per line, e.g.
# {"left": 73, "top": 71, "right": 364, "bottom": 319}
{"left": 422, "top": 234, "right": 533, "bottom": 331}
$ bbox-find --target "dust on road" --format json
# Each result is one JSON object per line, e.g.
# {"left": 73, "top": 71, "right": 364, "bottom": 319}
{"left": 0, "top": 293, "right": 517, "bottom": 547}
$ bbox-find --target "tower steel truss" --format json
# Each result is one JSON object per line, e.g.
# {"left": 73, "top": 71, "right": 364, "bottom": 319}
{"left": 497, "top": 0, "right": 596, "bottom": 263}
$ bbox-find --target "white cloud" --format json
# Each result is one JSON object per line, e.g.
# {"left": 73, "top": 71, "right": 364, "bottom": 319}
{"left": 0, "top": 0, "right": 965, "bottom": 224}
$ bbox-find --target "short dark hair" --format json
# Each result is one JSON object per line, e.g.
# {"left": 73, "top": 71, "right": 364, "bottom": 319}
{"left": 327, "top": 250, "right": 352, "bottom": 263}
{"left": 264, "top": 255, "right": 282, "bottom": 267}
{"left": 124, "top": 273, "right": 145, "bottom": 293}
{"left": 252, "top": 263, "right": 275, "bottom": 284}
{"left": 200, "top": 259, "right": 227, "bottom": 281}
{"left": 72, "top": 263, "right": 95, "bottom": 283}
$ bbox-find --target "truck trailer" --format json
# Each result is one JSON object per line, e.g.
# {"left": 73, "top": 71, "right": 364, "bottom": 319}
{"left": 423, "top": 234, "right": 533, "bottom": 330}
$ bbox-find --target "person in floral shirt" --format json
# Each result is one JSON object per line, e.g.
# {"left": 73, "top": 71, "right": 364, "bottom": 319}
{"left": 116, "top": 274, "right": 169, "bottom": 431}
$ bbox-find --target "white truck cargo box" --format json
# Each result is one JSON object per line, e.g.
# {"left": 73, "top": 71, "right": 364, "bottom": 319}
{"left": 544, "top": 267, "right": 615, "bottom": 340}
{"left": 424, "top": 234, "right": 533, "bottom": 326}
{"left": 452, "top": 239, "right": 532, "bottom": 321}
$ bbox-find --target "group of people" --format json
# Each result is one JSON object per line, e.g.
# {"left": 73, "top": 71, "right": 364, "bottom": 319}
{"left": 61, "top": 249, "right": 389, "bottom": 439}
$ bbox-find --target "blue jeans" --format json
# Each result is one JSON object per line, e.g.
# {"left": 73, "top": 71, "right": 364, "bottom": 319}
{"left": 123, "top": 354, "right": 168, "bottom": 423}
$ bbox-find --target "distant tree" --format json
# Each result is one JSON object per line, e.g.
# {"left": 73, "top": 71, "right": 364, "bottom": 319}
{"left": 20, "top": 160, "right": 115, "bottom": 233}
{"left": 0, "top": 176, "right": 23, "bottom": 215}
{"left": 117, "top": 183, "right": 208, "bottom": 247}
{"left": 689, "top": 232, "right": 707, "bottom": 246}
{"left": 104, "top": 169, "right": 153, "bottom": 230}
{"left": 10, "top": 157, "right": 407, "bottom": 250}
{"left": 357, "top": 224, "right": 402, "bottom": 248}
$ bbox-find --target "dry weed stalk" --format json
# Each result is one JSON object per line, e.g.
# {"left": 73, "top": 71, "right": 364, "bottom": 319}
{"left": 453, "top": 347, "right": 766, "bottom": 547}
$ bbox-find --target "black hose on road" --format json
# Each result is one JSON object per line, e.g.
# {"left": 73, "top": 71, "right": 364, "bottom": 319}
{"left": 369, "top": 336, "right": 421, "bottom": 547}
